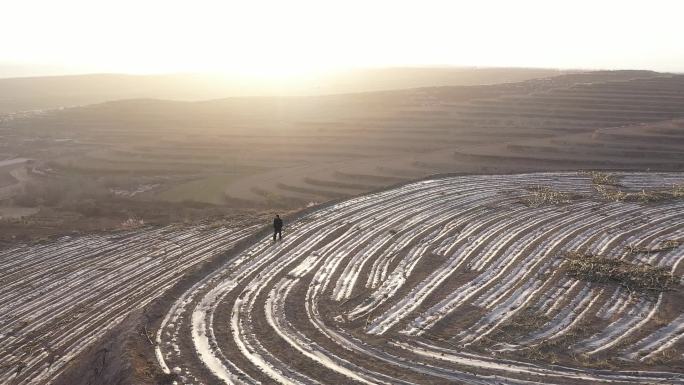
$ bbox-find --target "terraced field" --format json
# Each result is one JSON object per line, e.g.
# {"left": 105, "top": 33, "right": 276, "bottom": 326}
{"left": 154, "top": 172, "right": 684, "bottom": 384}
{"left": 0, "top": 221, "right": 258, "bottom": 384}
{"left": 5, "top": 70, "right": 683, "bottom": 209}
{"left": 450, "top": 76, "right": 684, "bottom": 172}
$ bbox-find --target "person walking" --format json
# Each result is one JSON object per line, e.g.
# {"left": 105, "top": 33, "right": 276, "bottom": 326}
{"left": 273, "top": 214, "right": 283, "bottom": 241}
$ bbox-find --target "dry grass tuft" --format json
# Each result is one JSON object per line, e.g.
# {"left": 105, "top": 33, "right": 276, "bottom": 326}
{"left": 625, "top": 239, "right": 682, "bottom": 255}
{"left": 585, "top": 171, "right": 684, "bottom": 203}
{"left": 593, "top": 184, "right": 627, "bottom": 202}
{"left": 119, "top": 217, "right": 145, "bottom": 229}
{"left": 565, "top": 252, "right": 678, "bottom": 293}
{"left": 582, "top": 171, "right": 621, "bottom": 186}
{"left": 523, "top": 186, "right": 583, "bottom": 207}
{"left": 595, "top": 185, "right": 684, "bottom": 203}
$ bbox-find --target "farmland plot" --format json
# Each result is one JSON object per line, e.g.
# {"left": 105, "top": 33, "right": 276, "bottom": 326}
{"left": 0, "top": 221, "right": 258, "bottom": 385}
{"left": 156, "top": 172, "right": 684, "bottom": 384}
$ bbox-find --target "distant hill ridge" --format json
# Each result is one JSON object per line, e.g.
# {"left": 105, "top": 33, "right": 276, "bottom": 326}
{"left": 0, "top": 67, "right": 575, "bottom": 113}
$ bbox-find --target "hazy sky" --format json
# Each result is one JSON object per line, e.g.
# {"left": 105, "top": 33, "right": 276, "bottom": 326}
{"left": 2, "top": 0, "right": 683, "bottom": 77}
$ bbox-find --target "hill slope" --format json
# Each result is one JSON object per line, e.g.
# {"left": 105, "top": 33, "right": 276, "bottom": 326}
{"left": 4, "top": 70, "right": 681, "bottom": 207}
{"left": 0, "top": 67, "right": 567, "bottom": 113}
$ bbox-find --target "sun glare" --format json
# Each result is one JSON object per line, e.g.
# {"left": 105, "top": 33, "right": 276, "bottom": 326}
{"left": 2, "top": 0, "right": 684, "bottom": 76}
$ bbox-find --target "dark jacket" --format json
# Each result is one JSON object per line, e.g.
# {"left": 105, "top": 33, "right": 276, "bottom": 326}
{"left": 274, "top": 217, "right": 283, "bottom": 230}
